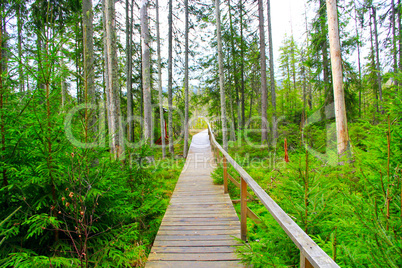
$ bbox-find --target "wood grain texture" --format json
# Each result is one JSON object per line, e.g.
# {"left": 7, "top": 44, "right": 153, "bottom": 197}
{"left": 145, "top": 130, "right": 243, "bottom": 267}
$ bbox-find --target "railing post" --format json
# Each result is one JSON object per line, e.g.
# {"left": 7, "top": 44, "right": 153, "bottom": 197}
{"left": 300, "top": 252, "right": 314, "bottom": 268}
{"left": 240, "top": 177, "right": 247, "bottom": 241}
{"left": 223, "top": 155, "right": 228, "bottom": 194}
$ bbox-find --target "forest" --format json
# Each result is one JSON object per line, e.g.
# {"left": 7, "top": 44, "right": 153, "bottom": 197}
{"left": 0, "top": 0, "right": 401, "bottom": 267}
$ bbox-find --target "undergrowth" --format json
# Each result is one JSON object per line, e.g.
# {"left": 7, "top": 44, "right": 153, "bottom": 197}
{"left": 212, "top": 94, "right": 402, "bottom": 267}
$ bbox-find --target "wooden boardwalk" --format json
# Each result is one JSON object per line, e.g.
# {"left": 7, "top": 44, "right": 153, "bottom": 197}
{"left": 146, "top": 130, "right": 243, "bottom": 268}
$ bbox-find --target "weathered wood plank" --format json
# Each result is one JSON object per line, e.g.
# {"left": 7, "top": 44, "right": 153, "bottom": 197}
{"left": 153, "top": 239, "right": 240, "bottom": 247}
{"left": 159, "top": 225, "right": 240, "bottom": 231}
{"left": 161, "top": 217, "right": 239, "bottom": 222}
{"left": 156, "top": 229, "right": 240, "bottom": 235}
{"left": 147, "top": 253, "right": 239, "bottom": 261}
{"left": 154, "top": 234, "right": 240, "bottom": 241}
{"left": 150, "top": 246, "right": 235, "bottom": 253}
{"left": 146, "top": 260, "right": 244, "bottom": 268}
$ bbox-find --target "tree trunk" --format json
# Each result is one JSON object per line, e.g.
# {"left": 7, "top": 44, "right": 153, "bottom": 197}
{"left": 258, "top": 0, "right": 268, "bottom": 144}
{"left": 240, "top": 0, "right": 246, "bottom": 130}
{"left": 392, "top": 0, "right": 398, "bottom": 91}
{"left": 156, "top": 0, "right": 166, "bottom": 158}
{"left": 301, "top": 47, "right": 306, "bottom": 144}
{"left": 168, "top": 0, "right": 174, "bottom": 155}
{"left": 105, "top": 0, "right": 124, "bottom": 158}
{"left": 215, "top": 0, "right": 228, "bottom": 151}
{"left": 126, "top": 0, "right": 133, "bottom": 142}
{"left": 227, "top": 61, "right": 236, "bottom": 141}
{"left": 83, "top": 0, "right": 96, "bottom": 139}
{"left": 267, "top": 0, "right": 277, "bottom": 146}
{"left": 305, "top": 6, "right": 312, "bottom": 110}
{"left": 228, "top": 0, "right": 241, "bottom": 135}
{"left": 183, "top": 0, "right": 189, "bottom": 157}
{"left": 320, "top": 0, "right": 332, "bottom": 108}
{"left": 372, "top": 6, "right": 383, "bottom": 110}
{"left": 141, "top": 0, "right": 152, "bottom": 143}
{"left": 369, "top": 9, "right": 379, "bottom": 114}
{"left": 399, "top": 0, "right": 402, "bottom": 77}
{"left": 353, "top": 0, "right": 362, "bottom": 117}
{"left": 0, "top": 13, "right": 6, "bottom": 188}
{"left": 16, "top": 3, "right": 24, "bottom": 93}
{"left": 326, "top": 0, "right": 350, "bottom": 157}
{"left": 103, "top": 0, "right": 111, "bottom": 149}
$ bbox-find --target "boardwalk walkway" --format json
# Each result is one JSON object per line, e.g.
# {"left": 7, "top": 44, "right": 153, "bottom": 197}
{"left": 146, "top": 130, "right": 243, "bottom": 268}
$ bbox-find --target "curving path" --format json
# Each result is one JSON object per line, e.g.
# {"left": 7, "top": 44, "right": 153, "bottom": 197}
{"left": 146, "top": 130, "right": 243, "bottom": 268}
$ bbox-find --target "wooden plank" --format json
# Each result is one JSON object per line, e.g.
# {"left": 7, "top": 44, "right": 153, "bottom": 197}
{"left": 153, "top": 239, "right": 240, "bottom": 247}
{"left": 164, "top": 212, "right": 237, "bottom": 217}
{"left": 169, "top": 197, "right": 231, "bottom": 201}
{"left": 146, "top": 260, "right": 243, "bottom": 268}
{"left": 150, "top": 246, "right": 235, "bottom": 253}
{"left": 247, "top": 207, "right": 262, "bottom": 224}
{"left": 168, "top": 202, "right": 233, "bottom": 205}
{"left": 156, "top": 229, "right": 239, "bottom": 235}
{"left": 147, "top": 253, "right": 239, "bottom": 261}
{"left": 162, "top": 217, "right": 239, "bottom": 222}
{"left": 164, "top": 214, "right": 237, "bottom": 218}
{"left": 159, "top": 225, "right": 240, "bottom": 231}
{"left": 165, "top": 208, "right": 236, "bottom": 213}
{"left": 159, "top": 221, "right": 240, "bottom": 226}
{"left": 154, "top": 234, "right": 240, "bottom": 241}
{"left": 240, "top": 177, "right": 247, "bottom": 241}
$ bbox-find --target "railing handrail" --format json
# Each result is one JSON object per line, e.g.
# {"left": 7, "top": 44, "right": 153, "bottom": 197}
{"left": 206, "top": 122, "right": 339, "bottom": 268}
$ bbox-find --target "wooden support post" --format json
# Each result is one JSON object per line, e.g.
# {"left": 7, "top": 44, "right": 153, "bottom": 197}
{"left": 240, "top": 177, "right": 247, "bottom": 241}
{"left": 223, "top": 155, "right": 228, "bottom": 193}
{"left": 300, "top": 252, "right": 314, "bottom": 268}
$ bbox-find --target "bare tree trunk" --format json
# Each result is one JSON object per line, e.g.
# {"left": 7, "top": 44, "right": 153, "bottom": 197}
{"left": 301, "top": 47, "right": 306, "bottom": 144}
{"left": 353, "top": 0, "right": 362, "bottom": 117}
{"left": 306, "top": 6, "right": 313, "bottom": 110}
{"left": 183, "top": 0, "right": 189, "bottom": 157}
{"left": 156, "top": 0, "right": 165, "bottom": 158}
{"left": 126, "top": 0, "right": 133, "bottom": 142}
{"left": 369, "top": 9, "right": 379, "bottom": 115}
{"left": 372, "top": 6, "right": 383, "bottom": 110}
{"left": 240, "top": 0, "right": 245, "bottom": 130}
{"left": 141, "top": 0, "right": 152, "bottom": 143}
{"left": 60, "top": 55, "right": 67, "bottom": 108}
{"left": 326, "top": 0, "right": 350, "bottom": 157}
{"left": 103, "top": 0, "right": 111, "bottom": 150}
{"left": 0, "top": 13, "right": 6, "bottom": 188}
{"left": 168, "top": 0, "right": 174, "bottom": 155}
{"left": 249, "top": 74, "right": 255, "bottom": 124}
{"left": 228, "top": 0, "right": 240, "bottom": 135}
{"left": 215, "top": 0, "right": 228, "bottom": 151}
{"left": 392, "top": 0, "right": 398, "bottom": 91}
{"left": 16, "top": 3, "right": 24, "bottom": 93}
{"left": 267, "top": 0, "right": 277, "bottom": 146}
{"left": 227, "top": 63, "right": 236, "bottom": 141}
{"left": 258, "top": 0, "right": 268, "bottom": 144}
{"left": 105, "top": 0, "right": 124, "bottom": 158}
{"left": 83, "top": 0, "right": 96, "bottom": 139}
{"left": 320, "top": 0, "right": 332, "bottom": 108}
{"left": 399, "top": 0, "right": 402, "bottom": 79}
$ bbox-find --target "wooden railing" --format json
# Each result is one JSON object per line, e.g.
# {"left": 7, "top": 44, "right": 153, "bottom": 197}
{"left": 206, "top": 123, "right": 340, "bottom": 268}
